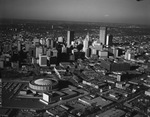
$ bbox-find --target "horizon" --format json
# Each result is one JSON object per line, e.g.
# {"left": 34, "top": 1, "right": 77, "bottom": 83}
{"left": 1, "top": 18, "right": 150, "bottom": 28}
{"left": 0, "top": 0, "right": 150, "bottom": 25}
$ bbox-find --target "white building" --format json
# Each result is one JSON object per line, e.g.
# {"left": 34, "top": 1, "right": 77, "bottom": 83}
{"left": 39, "top": 54, "right": 47, "bottom": 67}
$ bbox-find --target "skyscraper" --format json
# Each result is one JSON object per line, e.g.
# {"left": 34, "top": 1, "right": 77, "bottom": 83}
{"left": 99, "top": 27, "right": 107, "bottom": 45}
{"left": 83, "top": 33, "right": 89, "bottom": 52}
{"left": 46, "top": 39, "right": 54, "bottom": 48}
{"left": 67, "top": 31, "right": 74, "bottom": 47}
{"left": 40, "top": 38, "right": 46, "bottom": 45}
{"left": 46, "top": 38, "right": 50, "bottom": 48}
{"left": 36, "top": 47, "right": 43, "bottom": 58}
{"left": 106, "top": 34, "right": 113, "bottom": 47}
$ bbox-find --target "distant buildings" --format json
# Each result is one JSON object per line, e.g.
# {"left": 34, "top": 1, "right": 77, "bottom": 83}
{"left": 125, "top": 49, "right": 135, "bottom": 60}
{"left": 89, "top": 27, "right": 114, "bottom": 59}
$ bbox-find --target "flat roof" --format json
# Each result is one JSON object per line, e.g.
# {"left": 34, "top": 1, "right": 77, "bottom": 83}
{"left": 0, "top": 108, "right": 12, "bottom": 115}
{"left": 96, "top": 108, "right": 125, "bottom": 117}
{"left": 92, "top": 96, "right": 112, "bottom": 107}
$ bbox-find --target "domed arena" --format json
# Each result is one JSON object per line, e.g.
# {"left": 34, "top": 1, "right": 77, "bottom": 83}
{"left": 29, "top": 78, "right": 58, "bottom": 92}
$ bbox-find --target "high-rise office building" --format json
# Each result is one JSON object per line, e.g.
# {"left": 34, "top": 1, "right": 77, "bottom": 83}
{"left": 36, "top": 47, "right": 43, "bottom": 58}
{"left": 50, "top": 40, "right": 54, "bottom": 48}
{"left": 115, "top": 48, "right": 123, "bottom": 57}
{"left": 112, "top": 46, "right": 117, "bottom": 58}
{"left": 85, "top": 48, "right": 91, "bottom": 57}
{"left": 125, "top": 50, "right": 132, "bottom": 60}
{"left": 46, "top": 49, "right": 51, "bottom": 57}
{"left": 46, "top": 39, "right": 54, "bottom": 48}
{"left": 43, "top": 47, "right": 47, "bottom": 55}
{"left": 106, "top": 34, "right": 113, "bottom": 46}
{"left": 46, "top": 38, "right": 50, "bottom": 48}
{"left": 40, "top": 38, "right": 46, "bottom": 45}
{"left": 112, "top": 46, "right": 122, "bottom": 58}
{"left": 67, "top": 31, "right": 74, "bottom": 47}
{"left": 99, "top": 27, "right": 107, "bottom": 45}
{"left": 39, "top": 54, "right": 47, "bottom": 67}
{"left": 83, "top": 34, "right": 89, "bottom": 52}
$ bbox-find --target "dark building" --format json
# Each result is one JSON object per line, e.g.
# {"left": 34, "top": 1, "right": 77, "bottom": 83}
{"left": 67, "top": 31, "right": 74, "bottom": 47}
{"left": 0, "top": 108, "right": 18, "bottom": 117}
{"left": 86, "top": 48, "right": 91, "bottom": 57}
{"left": 74, "top": 52, "right": 85, "bottom": 60}
{"left": 29, "top": 47, "right": 36, "bottom": 58}
{"left": 59, "top": 53, "right": 70, "bottom": 62}
{"left": 49, "top": 57, "right": 58, "bottom": 65}
{"left": 100, "top": 59, "right": 130, "bottom": 71}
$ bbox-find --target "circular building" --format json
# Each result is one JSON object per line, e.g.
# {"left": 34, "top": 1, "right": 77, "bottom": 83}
{"left": 29, "top": 78, "right": 58, "bottom": 92}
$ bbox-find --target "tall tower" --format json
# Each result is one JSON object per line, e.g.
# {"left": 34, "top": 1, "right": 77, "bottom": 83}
{"left": 36, "top": 46, "right": 43, "bottom": 58}
{"left": 83, "top": 33, "right": 89, "bottom": 52}
{"left": 106, "top": 34, "right": 113, "bottom": 47}
{"left": 99, "top": 27, "right": 107, "bottom": 45}
{"left": 46, "top": 38, "right": 50, "bottom": 48}
{"left": 67, "top": 31, "right": 74, "bottom": 47}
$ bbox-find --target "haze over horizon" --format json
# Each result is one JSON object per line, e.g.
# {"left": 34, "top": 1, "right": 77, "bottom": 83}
{"left": 0, "top": 0, "right": 150, "bottom": 25}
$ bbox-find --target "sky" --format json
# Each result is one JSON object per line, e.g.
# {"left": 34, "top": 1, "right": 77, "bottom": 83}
{"left": 0, "top": 0, "right": 150, "bottom": 25}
